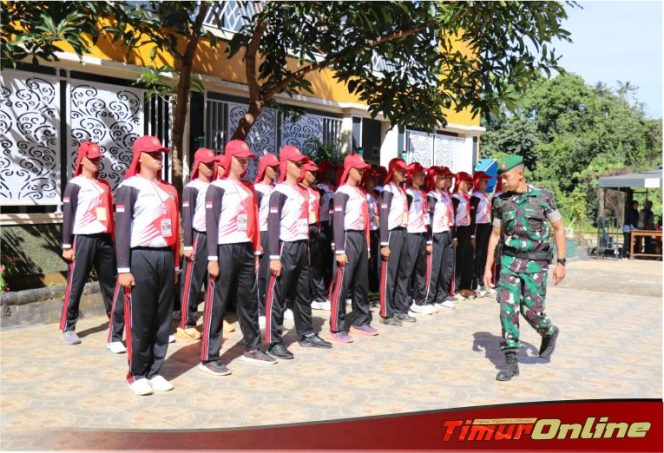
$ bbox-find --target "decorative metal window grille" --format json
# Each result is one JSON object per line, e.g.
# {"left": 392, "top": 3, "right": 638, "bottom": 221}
{"left": 281, "top": 113, "right": 342, "bottom": 155}
{"left": 68, "top": 80, "right": 144, "bottom": 192}
{"left": 405, "top": 129, "right": 466, "bottom": 170}
{"left": 206, "top": 98, "right": 227, "bottom": 151}
{"left": 0, "top": 70, "right": 61, "bottom": 205}
{"left": 1, "top": 69, "right": 176, "bottom": 207}
{"left": 405, "top": 129, "right": 434, "bottom": 168}
{"left": 205, "top": 96, "right": 342, "bottom": 179}
{"left": 227, "top": 102, "right": 277, "bottom": 179}
{"left": 145, "top": 95, "right": 173, "bottom": 183}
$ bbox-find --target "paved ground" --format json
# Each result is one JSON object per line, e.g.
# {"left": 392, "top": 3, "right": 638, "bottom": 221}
{"left": 1, "top": 259, "right": 661, "bottom": 449}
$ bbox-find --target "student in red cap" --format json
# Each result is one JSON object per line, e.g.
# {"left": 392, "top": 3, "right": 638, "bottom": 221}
{"left": 379, "top": 157, "right": 414, "bottom": 326}
{"left": 201, "top": 140, "right": 275, "bottom": 375}
{"left": 424, "top": 166, "right": 457, "bottom": 309}
{"left": 310, "top": 160, "right": 336, "bottom": 310}
{"left": 264, "top": 145, "right": 332, "bottom": 359}
{"left": 328, "top": 154, "right": 377, "bottom": 342}
{"left": 176, "top": 148, "right": 217, "bottom": 341}
{"left": 374, "top": 166, "right": 387, "bottom": 193}
{"left": 115, "top": 135, "right": 180, "bottom": 395}
{"left": 471, "top": 171, "right": 494, "bottom": 297}
{"left": 452, "top": 171, "right": 476, "bottom": 300}
{"left": 404, "top": 162, "right": 436, "bottom": 316}
{"left": 254, "top": 153, "right": 280, "bottom": 326}
{"left": 213, "top": 154, "right": 228, "bottom": 180}
{"left": 363, "top": 168, "right": 381, "bottom": 294}
{"left": 60, "top": 141, "right": 123, "bottom": 351}
{"left": 300, "top": 158, "right": 330, "bottom": 313}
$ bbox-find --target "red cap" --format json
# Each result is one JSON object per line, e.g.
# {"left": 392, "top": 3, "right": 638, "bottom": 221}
{"left": 438, "top": 166, "right": 453, "bottom": 177}
{"left": 225, "top": 140, "right": 257, "bottom": 159}
{"left": 407, "top": 162, "right": 425, "bottom": 175}
{"left": 278, "top": 145, "right": 308, "bottom": 182}
{"left": 213, "top": 154, "right": 229, "bottom": 180}
{"left": 302, "top": 158, "right": 320, "bottom": 173}
{"left": 424, "top": 167, "right": 437, "bottom": 191}
{"left": 254, "top": 153, "right": 280, "bottom": 183}
{"left": 454, "top": 171, "right": 474, "bottom": 191}
{"left": 133, "top": 135, "right": 170, "bottom": 154}
{"left": 385, "top": 158, "right": 408, "bottom": 184}
{"left": 74, "top": 141, "right": 102, "bottom": 176}
{"left": 473, "top": 171, "right": 492, "bottom": 186}
{"left": 455, "top": 171, "right": 473, "bottom": 182}
{"left": 189, "top": 148, "right": 217, "bottom": 180}
{"left": 339, "top": 154, "right": 371, "bottom": 185}
{"left": 298, "top": 158, "right": 319, "bottom": 183}
{"left": 124, "top": 136, "right": 169, "bottom": 179}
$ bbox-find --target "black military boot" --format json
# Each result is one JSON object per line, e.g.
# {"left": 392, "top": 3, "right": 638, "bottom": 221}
{"left": 539, "top": 326, "right": 560, "bottom": 359}
{"left": 496, "top": 351, "right": 519, "bottom": 381}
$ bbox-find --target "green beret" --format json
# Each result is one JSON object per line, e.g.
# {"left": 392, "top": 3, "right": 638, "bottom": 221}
{"left": 497, "top": 155, "right": 524, "bottom": 174}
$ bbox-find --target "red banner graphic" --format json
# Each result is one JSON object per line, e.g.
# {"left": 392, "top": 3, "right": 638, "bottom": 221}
{"left": 51, "top": 399, "right": 662, "bottom": 451}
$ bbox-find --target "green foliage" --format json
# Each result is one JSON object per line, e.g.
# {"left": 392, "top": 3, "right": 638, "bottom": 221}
{"left": 1, "top": 1, "right": 110, "bottom": 67}
{"left": 482, "top": 72, "right": 663, "bottom": 226}
{"left": 227, "top": 1, "right": 573, "bottom": 133}
{"left": 304, "top": 138, "right": 346, "bottom": 164}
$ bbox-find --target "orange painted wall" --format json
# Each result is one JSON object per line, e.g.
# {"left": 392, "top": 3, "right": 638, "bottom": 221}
{"left": 69, "top": 32, "right": 479, "bottom": 126}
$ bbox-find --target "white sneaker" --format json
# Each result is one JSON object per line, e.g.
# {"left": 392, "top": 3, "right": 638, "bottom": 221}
{"left": 487, "top": 287, "right": 497, "bottom": 296}
{"left": 437, "top": 300, "right": 457, "bottom": 310}
{"left": 129, "top": 378, "right": 153, "bottom": 396}
{"left": 311, "top": 300, "right": 332, "bottom": 311}
{"left": 259, "top": 315, "right": 266, "bottom": 328}
{"left": 107, "top": 341, "right": 127, "bottom": 354}
{"left": 476, "top": 286, "right": 488, "bottom": 298}
{"left": 149, "top": 375, "right": 174, "bottom": 392}
{"left": 407, "top": 310, "right": 418, "bottom": 318}
{"left": 284, "top": 309, "right": 294, "bottom": 321}
{"left": 453, "top": 293, "right": 467, "bottom": 302}
{"left": 409, "top": 304, "right": 436, "bottom": 315}
{"left": 168, "top": 334, "right": 176, "bottom": 343}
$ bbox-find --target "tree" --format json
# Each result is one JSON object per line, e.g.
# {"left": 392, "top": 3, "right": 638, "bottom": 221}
{"left": 3, "top": 1, "right": 573, "bottom": 193}
{"left": 481, "top": 72, "right": 663, "bottom": 224}
{"left": 226, "top": 1, "right": 572, "bottom": 140}
{"left": 103, "top": 1, "right": 219, "bottom": 194}
{"left": 1, "top": 1, "right": 107, "bottom": 66}
{"left": 1, "top": 1, "right": 217, "bottom": 194}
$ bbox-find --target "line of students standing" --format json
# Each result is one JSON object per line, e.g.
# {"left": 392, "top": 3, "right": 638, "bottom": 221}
{"left": 60, "top": 136, "right": 499, "bottom": 396}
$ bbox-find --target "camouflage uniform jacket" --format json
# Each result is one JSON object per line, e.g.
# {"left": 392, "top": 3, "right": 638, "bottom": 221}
{"left": 492, "top": 185, "right": 561, "bottom": 274}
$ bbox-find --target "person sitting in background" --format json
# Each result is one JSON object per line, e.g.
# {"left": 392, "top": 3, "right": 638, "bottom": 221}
{"left": 622, "top": 200, "right": 639, "bottom": 258}
{"left": 640, "top": 200, "right": 655, "bottom": 254}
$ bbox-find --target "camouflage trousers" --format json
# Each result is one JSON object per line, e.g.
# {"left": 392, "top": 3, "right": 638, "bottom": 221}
{"left": 497, "top": 266, "right": 556, "bottom": 351}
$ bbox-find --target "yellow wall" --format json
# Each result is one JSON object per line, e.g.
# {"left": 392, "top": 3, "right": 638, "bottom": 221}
{"left": 70, "top": 32, "right": 479, "bottom": 126}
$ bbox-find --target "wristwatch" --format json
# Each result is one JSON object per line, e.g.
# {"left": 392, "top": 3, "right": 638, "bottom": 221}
{"left": 556, "top": 258, "right": 567, "bottom": 266}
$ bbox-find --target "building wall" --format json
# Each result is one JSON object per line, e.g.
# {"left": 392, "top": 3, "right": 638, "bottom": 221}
{"left": 1, "top": 15, "right": 483, "bottom": 224}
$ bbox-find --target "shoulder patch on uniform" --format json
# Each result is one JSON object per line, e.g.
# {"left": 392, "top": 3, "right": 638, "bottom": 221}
{"left": 206, "top": 201, "right": 213, "bottom": 208}
{"left": 116, "top": 205, "right": 125, "bottom": 213}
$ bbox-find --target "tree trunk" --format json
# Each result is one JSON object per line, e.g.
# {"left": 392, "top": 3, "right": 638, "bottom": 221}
{"left": 231, "top": 100, "right": 264, "bottom": 141}
{"left": 169, "top": 3, "right": 209, "bottom": 196}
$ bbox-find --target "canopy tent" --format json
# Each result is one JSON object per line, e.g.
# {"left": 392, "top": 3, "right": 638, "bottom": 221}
{"left": 597, "top": 169, "right": 662, "bottom": 189}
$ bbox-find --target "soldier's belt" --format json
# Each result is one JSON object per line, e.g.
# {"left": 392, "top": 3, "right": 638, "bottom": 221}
{"left": 501, "top": 246, "right": 552, "bottom": 262}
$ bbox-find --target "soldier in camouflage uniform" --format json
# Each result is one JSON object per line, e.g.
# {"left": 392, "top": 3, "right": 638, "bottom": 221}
{"left": 483, "top": 155, "right": 566, "bottom": 381}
